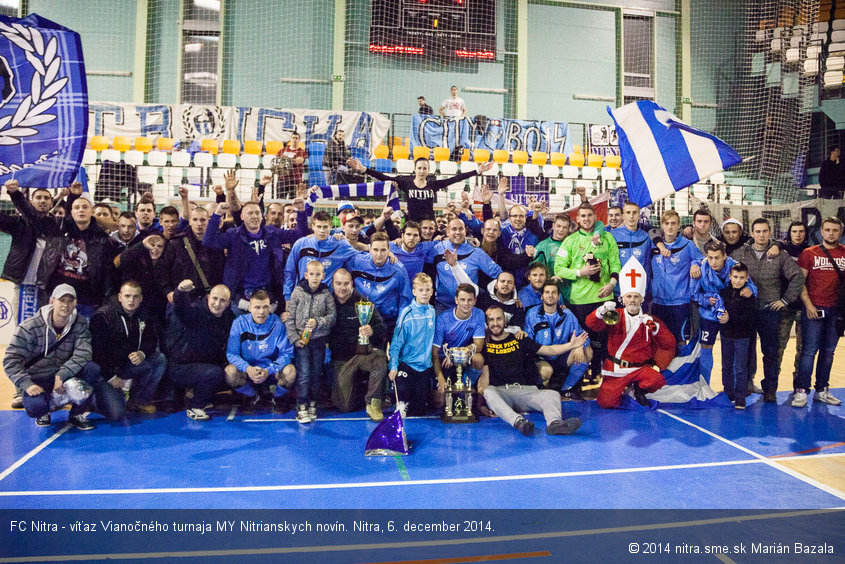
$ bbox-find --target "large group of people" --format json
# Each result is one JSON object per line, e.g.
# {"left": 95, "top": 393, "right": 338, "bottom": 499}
{"left": 1, "top": 154, "right": 842, "bottom": 437}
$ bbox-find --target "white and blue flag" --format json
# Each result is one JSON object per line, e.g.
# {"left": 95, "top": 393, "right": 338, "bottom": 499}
{"left": 0, "top": 14, "right": 87, "bottom": 188}
{"left": 607, "top": 100, "right": 741, "bottom": 208}
{"left": 307, "top": 181, "right": 399, "bottom": 217}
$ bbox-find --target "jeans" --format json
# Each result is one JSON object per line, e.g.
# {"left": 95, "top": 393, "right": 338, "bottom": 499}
{"left": 755, "top": 309, "right": 783, "bottom": 393}
{"left": 330, "top": 350, "right": 387, "bottom": 411}
{"left": 570, "top": 302, "right": 606, "bottom": 381}
{"left": 21, "top": 361, "right": 101, "bottom": 419}
{"left": 90, "top": 353, "right": 167, "bottom": 419}
{"left": 167, "top": 363, "right": 226, "bottom": 409}
{"left": 294, "top": 337, "right": 326, "bottom": 405}
{"left": 797, "top": 307, "right": 840, "bottom": 391}
{"left": 720, "top": 337, "right": 750, "bottom": 400}
{"left": 776, "top": 309, "right": 802, "bottom": 386}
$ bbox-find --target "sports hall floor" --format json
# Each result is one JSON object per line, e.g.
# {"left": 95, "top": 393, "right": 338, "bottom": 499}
{"left": 0, "top": 340, "right": 843, "bottom": 562}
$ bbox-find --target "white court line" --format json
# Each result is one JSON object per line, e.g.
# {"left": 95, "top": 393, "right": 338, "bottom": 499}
{"left": 226, "top": 407, "right": 236, "bottom": 421}
{"left": 657, "top": 409, "right": 845, "bottom": 502}
{"left": 242, "top": 416, "right": 439, "bottom": 422}
{"left": 0, "top": 507, "right": 841, "bottom": 562}
{"left": 1, "top": 452, "right": 843, "bottom": 497}
{"left": 0, "top": 424, "right": 71, "bottom": 482}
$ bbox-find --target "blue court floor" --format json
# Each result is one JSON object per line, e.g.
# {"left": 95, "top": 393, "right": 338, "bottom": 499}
{"left": 1, "top": 390, "right": 843, "bottom": 510}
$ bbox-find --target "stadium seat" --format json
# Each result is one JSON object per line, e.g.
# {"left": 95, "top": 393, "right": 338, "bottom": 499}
{"left": 581, "top": 166, "right": 599, "bottom": 180}
{"left": 171, "top": 151, "right": 191, "bottom": 168}
{"left": 438, "top": 161, "right": 458, "bottom": 175}
{"left": 396, "top": 159, "right": 414, "bottom": 173}
{"left": 147, "top": 151, "right": 167, "bottom": 167}
{"left": 200, "top": 139, "right": 219, "bottom": 155}
{"left": 709, "top": 172, "right": 725, "bottom": 184}
{"left": 373, "top": 158, "right": 393, "bottom": 173}
{"left": 835, "top": 19, "right": 845, "bottom": 31}
{"left": 134, "top": 137, "right": 153, "bottom": 153}
{"left": 156, "top": 137, "right": 174, "bottom": 151}
{"left": 90, "top": 136, "right": 109, "bottom": 151}
{"left": 804, "top": 59, "right": 820, "bottom": 74}
{"left": 262, "top": 154, "right": 277, "bottom": 169}
{"left": 828, "top": 56, "right": 845, "bottom": 70}
{"left": 193, "top": 152, "right": 214, "bottom": 168}
{"left": 501, "top": 163, "right": 519, "bottom": 177}
{"left": 460, "top": 161, "right": 478, "bottom": 174}
{"left": 789, "top": 36, "right": 803, "bottom": 48}
{"left": 265, "top": 141, "right": 283, "bottom": 155}
{"left": 492, "top": 149, "right": 509, "bottom": 164}
{"left": 549, "top": 152, "right": 566, "bottom": 166}
{"left": 572, "top": 144, "right": 583, "bottom": 154}
{"left": 568, "top": 153, "right": 585, "bottom": 167}
{"left": 481, "top": 163, "right": 498, "bottom": 176}
{"left": 813, "top": 22, "right": 829, "bottom": 34}
{"left": 542, "top": 164, "right": 560, "bottom": 178}
{"left": 587, "top": 153, "right": 603, "bottom": 168}
{"left": 832, "top": 30, "right": 845, "bottom": 43}
{"left": 136, "top": 166, "right": 158, "bottom": 186}
{"left": 100, "top": 149, "right": 120, "bottom": 163}
{"left": 605, "top": 154, "right": 621, "bottom": 168}
{"left": 309, "top": 143, "right": 329, "bottom": 186}
{"left": 512, "top": 150, "right": 529, "bottom": 165}
{"left": 531, "top": 151, "right": 548, "bottom": 165}
{"left": 373, "top": 145, "right": 390, "bottom": 159}
{"left": 755, "top": 29, "right": 768, "bottom": 42}
{"left": 560, "top": 165, "right": 579, "bottom": 179}
{"left": 82, "top": 149, "right": 96, "bottom": 165}
{"left": 460, "top": 148, "right": 471, "bottom": 162}
{"left": 239, "top": 153, "right": 259, "bottom": 169}
{"left": 112, "top": 136, "right": 131, "bottom": 152}
{"left": 522, "top": 164, "right": 540, "bottom": 178}
{"left": 473, "top": 149, "right": 491, "bottom": 163}
{"left": 771, "top": 38, "right": 783, "bottom": 52}
{"left": 601, "top": 167, "right": 618, "bottom": 182}
{"left": 432, "top": 147, "right": 450, "bottom": 162}
{"left": 393, "top": 145, "right": 410, "bottom": 161}
{"left": 217, "top": 153, "right": 237, "bottom": 169}
{"left": 823, "top": 70, "right": 844, "bottom": 86}
{"left": 413, "top": 146, "right": 431, "bottom": 160}
{"left": 124, "top": 150, "right": 144, "bottom": 166}
{"left": 243, "top": 140, "right": 263, "bottom": 155}
{"left": 222, "top": 140, "right": 241, "bottom": 155}
{"left": 786, "top": 48, "right": 801, "bottom": 62}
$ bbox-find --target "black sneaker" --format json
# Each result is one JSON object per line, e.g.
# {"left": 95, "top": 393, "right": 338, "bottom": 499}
{"left": 11, "top": 392, "right": 23, "bottom": 409}
{"left": 734, "top": 396, "right": 746, "bottom": 410}
{"left": 632, "top": 385, "right": 651, "bottom": 407}
{"left": 35, "top": 414, "right": 51, "bottom": 427}
{"left": 69, "top": 414, "right": 94, "bottom": 431}
{"left": 272, "top": 393, "right": 293, "bottom": 414}
{"left": 763, "top": 391, "right": 777, "bottom": 404}
{"left": 513, "top": 417, "right": 534, "bottom": 437}
{"left": 546, "top": 417, "right": 582, "bottom": 435}
{"left": 561, "top": 389, "right": 585, "bottom": 402}
{"left": 239, "top": 394, "right": 256, "bottom": 415}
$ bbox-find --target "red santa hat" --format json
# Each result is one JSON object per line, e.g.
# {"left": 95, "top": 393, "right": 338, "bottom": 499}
{"left": 619, "top": 256, "right": 647, "bottom": 297}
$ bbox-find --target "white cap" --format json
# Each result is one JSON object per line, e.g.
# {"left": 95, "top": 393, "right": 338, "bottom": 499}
{"left": 50, "top": 284, "right": 76, "bottom": 300}
{"left": 618, "top": 256, "right": 647, "bottom": 297}
{"left": 721, "top": 217, "right": 743, "bottom": 230}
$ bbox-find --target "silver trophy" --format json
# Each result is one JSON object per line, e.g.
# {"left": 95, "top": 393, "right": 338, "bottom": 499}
{"left": 49, "top": 377, "right": 93, "bottom": 411}
{"left": 355, "top": 300, "right": 375, "bottom": 355}
{"left": 442, "top": 344, "right": 478, "bottom": 423}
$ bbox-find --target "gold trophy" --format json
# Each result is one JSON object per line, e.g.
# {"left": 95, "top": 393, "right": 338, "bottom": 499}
{"left": 603, "top": 308, "right": 620, "bottom": 325}
{"left": 442, "top": 344, "right": 478, "bottom": 423}
{"left": 355, "top": 300, "right": 375, "bottom": 354}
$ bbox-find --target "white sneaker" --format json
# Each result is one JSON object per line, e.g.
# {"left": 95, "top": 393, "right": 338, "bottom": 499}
{"left": 748, "top": 382, "right": 764, "bottom": 395}
{"left": 791, "top": 389, "right": 808, "bottom": 408}
{"left": 296, "top": 405, "right": 312, "bottom": 424}
{"left": 186, "top": 408, "right": 211, "bottom": 421}
{"left": 814, "top": 388, "right": 842, "bottom": 406}
{"left": 308, "top": 401, "right": 317, "bottom": 421}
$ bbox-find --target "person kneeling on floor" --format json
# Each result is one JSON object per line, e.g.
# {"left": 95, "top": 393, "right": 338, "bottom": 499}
{"left": 586, "top": 257, "right": 675, "bottom": 409}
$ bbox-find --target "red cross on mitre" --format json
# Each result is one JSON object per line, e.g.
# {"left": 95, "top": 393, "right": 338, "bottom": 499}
{"left": 619, "top": 256, "right": 646, "bottom": 296}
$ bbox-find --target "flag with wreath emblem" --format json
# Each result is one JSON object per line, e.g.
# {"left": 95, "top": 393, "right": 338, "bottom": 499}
{"left": 0, "top": 14, "right": 87, "bottom": 188}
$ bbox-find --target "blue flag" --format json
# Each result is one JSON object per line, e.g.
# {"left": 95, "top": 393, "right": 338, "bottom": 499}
{"left": 0, "top": 14, "right": 88, "bottom": 188}
{"left": 607, "top": 101, "right": 741, "bottom": 208}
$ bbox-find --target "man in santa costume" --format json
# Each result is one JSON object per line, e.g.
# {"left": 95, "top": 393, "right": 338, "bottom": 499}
{"left": 586, "top": 256, "right": 675, "bottom": 408}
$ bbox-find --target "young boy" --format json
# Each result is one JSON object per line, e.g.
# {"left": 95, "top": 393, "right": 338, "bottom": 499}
{"left": 719, "top": 263, "right": 756, "bottom": 409}
{"left": 285, "top": 260, "right": 336, "bottom": 423}
{"left": 388, "top": 273, "right": 437, "bottom": 417}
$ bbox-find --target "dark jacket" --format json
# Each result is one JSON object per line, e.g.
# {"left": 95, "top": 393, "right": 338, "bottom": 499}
{"left": 730, "top": 240, "right": 804, "bottom": 310}
{"left": 46, "top": 218, "right": 112, "bottom": 306}
{"left": 165, "top": 288, "right": 234, "bottom": 365}
{"left": 155, "top": 230, "right": 225, "bottom": 300}
{"left": 329, "top": 289, "right": 387, "bottom": 362}
{"left": 89, "top": 297, "right": 158, "bottom": 377}
{"left": 117, "top": 243, "right": 168, "bottom": 313}
{"left": 10, "top": 191, "right": 65, "bottom": 288}
{"left": 719, "top": 285, "right": 756, "bottom": 339}
{"left": 0, "top": 191, "right": 46, "bottom": 284}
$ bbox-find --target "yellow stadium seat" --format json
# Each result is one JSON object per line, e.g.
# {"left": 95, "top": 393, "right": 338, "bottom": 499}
{"left": 531, "top": 151, "right": 548, "bottom": 165}
{"left": 389, "top": 136, "right": 404, "bottom": 148}
{"left": 265, "top": 141, "right": 283, "bottom": 155}
{"left": 473, "top": 149, "right": 491, "bottom": 163}
{"left": 492, "top": 149, "right": 509, "bottom": 164}
{"left": 587, "top": 153, "right": 604, "bottom": 168}
{"left": 572, "top": 144, "right": 583, "bottom": 154}
{"left": 112, "top": 136, "right": 131, "bottom": 152}
{"left": 156, "top": 137, "right": 174, "bottom": 151}
{"left": 413, "top": 146, "right": 431, "bottom": 160}
{"left": 393, "top": 145, "right": 410, "bottom": 160}
{"left": 222, "top": 140, "right": 241, "bottom": 155}
{"left": 512, "top": 151, "right": 529, "bottom": 165}
{"left": 568, "top": 152, "right": 585, "bottom": 167}
{"left": 461, "top": 148, "right": 471, "bottom": 162}
{"left": 89, "top": 135, "right": 109, "bottom": 151}
{"left": 374, "top": 145, "right": 389, "bottom": 159}
{"left": 243, "top": 140, "right": 263, "bottom": 155}
{"left": 605, "top": 154, "right": 621, "bottom": 168}
{"left": 432, "top": 147, "right": 450, "bottom": 162}
{"left": 200, "top": 139, "right": 219, "bottom": 154}
{"left": 134, "top": 137, "right": 153, "bottom": 153}
{"left": 549, "top": 152, "right": 567, "bottom": 166}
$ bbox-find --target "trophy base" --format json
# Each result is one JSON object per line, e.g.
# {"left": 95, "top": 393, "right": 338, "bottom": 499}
{"left": 441, "top": 412, "right": 478, "bottom": 424}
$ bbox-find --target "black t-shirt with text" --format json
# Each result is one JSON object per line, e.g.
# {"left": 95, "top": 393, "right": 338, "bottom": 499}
{"left": 482, "top": 334, "right": 542, "bottom": 387}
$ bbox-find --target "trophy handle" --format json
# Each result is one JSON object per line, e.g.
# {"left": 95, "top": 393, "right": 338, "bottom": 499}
{"left": 469, "top": 344, "right": 477, "bottom": 357}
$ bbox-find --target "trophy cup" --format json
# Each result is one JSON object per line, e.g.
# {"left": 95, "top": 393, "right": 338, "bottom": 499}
{"left": 442, "top": 344, "right": 478, "bottom": 424}
{"left": 355, "top": 300, "right": 375, "bottom": 355}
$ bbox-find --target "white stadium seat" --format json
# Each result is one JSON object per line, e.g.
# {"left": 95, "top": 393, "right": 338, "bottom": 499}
{"left": 828, "top": 56, "right": 845, "bottom": 71}
{"left": 239, "top": 153, "right": 259, "bottom": 169}
{"left": 100, "top": 149, "right": 120, "bottom": 163}
{"left": 396, "top": 159, "right": 414, "bottom": 173}
{"left": 460, "top": 161, "right": 478, "bottom": 174}
{"left": 438, "top": 161, "right": 458, "bottom": 175}
{"left": 542, "top": 164, "right": 559, "bottom": 178}
{"left": 522, "top": 164, "right": 540, "bottom": 178}
{"left": 823, "top": 70, "right": 844, "bottom": 87}
{"left": 600, "top": 167, "right": 618, "bottom": 182}
{"left": 123, "top": 150, "right": 144, "bottom": 166}
{"left": 82, "top": 149, "right": 96, "bottom": 165}
{"left": 804, "top": 59, "right": 820, "bottom": 75}
{"left": 147, "top": 151, "right": 167, "bottom": 167}
{"left": 171, "top": 151, "right": 191, "bottom": 167}
{"left": 580, "top": 166, "right": 599, "bottom": 180}
{"left": 501, "top": 163, "right": 519, "bottom": 177}
{"left": 786, "top": 48, "right": 800, "bottom": 62}
{"left": 193, "top": 152, "right": 214, "bottom": 168}
{"left": 217, "top": 153, "right": 237, "bottom": 169}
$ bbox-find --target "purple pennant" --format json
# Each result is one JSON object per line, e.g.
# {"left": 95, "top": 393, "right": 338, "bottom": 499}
{"left": 365, "top": 411, "right": 409, "bottom": 456}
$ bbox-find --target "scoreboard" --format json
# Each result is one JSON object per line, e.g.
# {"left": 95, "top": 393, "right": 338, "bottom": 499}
{"left": 369, "top": 0, "right": 497, "bottom": 60}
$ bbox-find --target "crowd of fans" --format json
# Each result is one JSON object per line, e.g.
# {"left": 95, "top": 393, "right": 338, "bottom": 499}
{"left": 1, "top": 155, "right": 841, "bottom": 436}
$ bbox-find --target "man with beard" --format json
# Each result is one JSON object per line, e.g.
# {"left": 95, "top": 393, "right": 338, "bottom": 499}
{"left": 389, "top": 220, "right": 436, "bottom": 282}
{"left": 477, "top": 271, "right": 524, "bottom": 334}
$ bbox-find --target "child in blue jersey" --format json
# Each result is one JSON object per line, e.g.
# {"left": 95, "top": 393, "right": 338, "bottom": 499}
{"left": 650, "top": 210, "right": 703, "bottom": 344}
{"left": 283, "top": 210, "right": 358, "bottom": 300}
{"left": 432, "top": 283, "right": 487, "bottom": 391}
{"left": 692, "top": 240, "right": 757, "bottom": 383}
{"left": 524, "top": 283, "right": 592, "bottom": 393}
{"left": 225, "top": 290, "right": 296, "bottom": 413}
{"left": 389, "top": 273, "right": 438, "bottom": 417}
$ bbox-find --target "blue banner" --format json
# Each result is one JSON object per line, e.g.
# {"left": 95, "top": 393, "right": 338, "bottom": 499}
{"left": 0, "top": 14, "right": 88, "bottom": 188}
{"left": 410, "top": 115, "right": 573, "bottom": 154}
